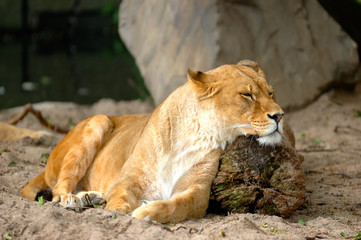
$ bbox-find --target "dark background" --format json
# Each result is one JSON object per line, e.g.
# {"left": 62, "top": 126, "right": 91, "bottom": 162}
{"left": 0, "top": 0, "right": 360, "bottom": 109}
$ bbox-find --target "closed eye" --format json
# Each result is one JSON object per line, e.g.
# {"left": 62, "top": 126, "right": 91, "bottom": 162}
{"left": 240, "top": 93, "right": 254, "bottom": 101}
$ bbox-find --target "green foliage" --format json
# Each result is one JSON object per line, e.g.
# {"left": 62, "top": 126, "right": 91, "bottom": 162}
{"left": 1, "top": 148, "right": 10, "bottom": 153}
{"left": 37, "top": 195, "right": 45, "bottom": 206}
{"left": 340, "top": 232, "right": 348, "bottom": 237}
{"left": 7, "top": 161, "right": 16, "bottom": 167}
{"left": 299, "top": 132, "right": 306, "bottom": 137}
{"left": 40, "top": 153, "right": 50, "bottom": 164}
{"left": 113, "top": 41, "right": 124, "bottom": 55}
{"left": 2, "top": 233, "right": 13, "bottom": 240}
{"left": 313, "top": 139, "right": 322, "bottom": 146}
{"left": 162, "top": 222, "right": 174, "bottom": 227}
{"left": 298, "top": 219, "right": 305, "bottom": 225}
{"left": 41, "top": 153, "right": 50, "bottom": 159}
{"left": 100, "top": 2, "right": 119, "bottom": 24}
{"left": 354, "top": 232, "right": 361, "bottom": 240}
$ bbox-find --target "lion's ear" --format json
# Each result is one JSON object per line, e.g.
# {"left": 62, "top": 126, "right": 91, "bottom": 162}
{"left": 237, "top": 59, "right": 265, "bottom": 76}
{"left": 237, "top": 59, "right": 259, "bottom": 70}
{"left": 187, "top": 68, "right": 206, "bottom": 87}
{"left": 187, "top": 68, "right": 220, "bottom": 100}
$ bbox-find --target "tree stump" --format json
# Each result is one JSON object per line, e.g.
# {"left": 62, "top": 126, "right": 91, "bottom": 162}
{"left": 209, "top": 123, "right": 305, "bottom": 217}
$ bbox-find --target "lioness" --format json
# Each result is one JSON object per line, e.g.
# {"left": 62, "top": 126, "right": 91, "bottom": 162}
{"left": 21, "top": 60, "right": 284, "bottom": 223}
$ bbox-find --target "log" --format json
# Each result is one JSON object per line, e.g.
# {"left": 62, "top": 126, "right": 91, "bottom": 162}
{"left": 209, "top": 122, "right": 305, "bottom": 217}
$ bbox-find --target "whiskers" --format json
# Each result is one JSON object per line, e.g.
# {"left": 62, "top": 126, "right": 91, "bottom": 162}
{"left": 269, "top": 78, "right": 280, "bottom": 86}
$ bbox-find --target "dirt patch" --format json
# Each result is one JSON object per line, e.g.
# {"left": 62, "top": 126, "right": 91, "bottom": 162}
{"left": 1, "top": 91, "right": 361, "bottom": 239}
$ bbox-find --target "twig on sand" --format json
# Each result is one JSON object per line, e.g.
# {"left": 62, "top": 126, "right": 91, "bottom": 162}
{"left": 20, "top": 224, "right": 28, "bottom": 235}
{"left": 334, "top": 125, "right": 361, "bottom": 135}
{"left": 297, "top": 148, "right": 337, "bottom": 153}
{"left": 7, "top": 103, "right": 69, "bottom": 134}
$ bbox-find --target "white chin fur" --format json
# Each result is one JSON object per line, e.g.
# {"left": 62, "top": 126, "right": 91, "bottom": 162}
{"left": 257, "top": 131, "right": 282, "bottom": 146}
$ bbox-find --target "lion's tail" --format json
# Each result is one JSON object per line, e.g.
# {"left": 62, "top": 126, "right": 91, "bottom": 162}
{"left": 21, "top": 171, "right": 53, "bottom": 201}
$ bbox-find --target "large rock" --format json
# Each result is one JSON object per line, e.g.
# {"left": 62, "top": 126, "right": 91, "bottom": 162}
{"left": 119, "top": 0, "right": 359, "bottom": 109}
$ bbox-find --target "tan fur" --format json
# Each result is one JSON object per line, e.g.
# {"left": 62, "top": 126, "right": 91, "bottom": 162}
{"left": 0, "top": 122, "right": 53, "bottom": 144}
{"left": 21, "top": 61, "right": 284, "bottom": 223}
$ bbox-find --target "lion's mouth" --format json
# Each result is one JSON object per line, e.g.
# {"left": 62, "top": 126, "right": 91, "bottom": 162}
{"left": 256, "top": 129, "right": 283, "bottom": 146}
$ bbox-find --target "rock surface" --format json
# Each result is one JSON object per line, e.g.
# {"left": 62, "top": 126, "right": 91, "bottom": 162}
{"left": 119, "top": 0, "right": 359, "bottom": 109}
{"left": 209, "top": 123, "right": 305, "bottom": 217}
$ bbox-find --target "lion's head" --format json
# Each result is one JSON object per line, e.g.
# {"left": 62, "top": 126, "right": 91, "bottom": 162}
{"left": 188, "top": 60, "right": 284, "bottom": 146}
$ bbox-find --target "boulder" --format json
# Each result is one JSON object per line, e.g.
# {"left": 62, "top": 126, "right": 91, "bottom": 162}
{"left": 209, "top": 122, "right": 305, "bottom": 217}
{"left": 119, "top": 0, "right": 359, "bottom": 109}
{"left": 118, "top": 0, "right": 219, "bottom": 104}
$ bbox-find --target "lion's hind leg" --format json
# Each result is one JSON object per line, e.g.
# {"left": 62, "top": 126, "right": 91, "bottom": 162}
{"left": 46, "top": 115, "right": 113, "bottom": 209}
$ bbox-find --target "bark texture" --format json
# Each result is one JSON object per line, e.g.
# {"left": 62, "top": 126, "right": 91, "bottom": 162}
{"left": 209, "top": 123, "right": 305, "bottom": 217}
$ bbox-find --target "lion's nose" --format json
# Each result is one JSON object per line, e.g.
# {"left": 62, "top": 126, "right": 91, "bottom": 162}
{"left": 267, "top": 113, "right": 284, "bottom": 123}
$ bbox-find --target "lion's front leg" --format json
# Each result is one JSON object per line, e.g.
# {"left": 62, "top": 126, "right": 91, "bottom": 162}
{"left": 133, "top": 151, "right": 220, "bottom": 223}
{"left": 132, "top": 186, "right": 210, "bottom": 223}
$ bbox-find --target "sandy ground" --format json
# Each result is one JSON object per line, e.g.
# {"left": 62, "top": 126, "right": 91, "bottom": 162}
{"left": 0, "top": 90, "right": 361, "bottom": 240}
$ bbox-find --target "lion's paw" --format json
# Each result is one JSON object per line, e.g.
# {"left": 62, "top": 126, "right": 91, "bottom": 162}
{"left": 55, "top": 191, "right": 106, "bottom": 212}
{"left": 77, "top": 191, "right": 106, "bottom": 207}
{"left": 59, "top": 194, "right": 83, "bottom": 212}
{"left": 131, "top": 200, "right": 170, "bottom": 223}
{"left": 131, "top": 203, "right": 151, "bottom": 220}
